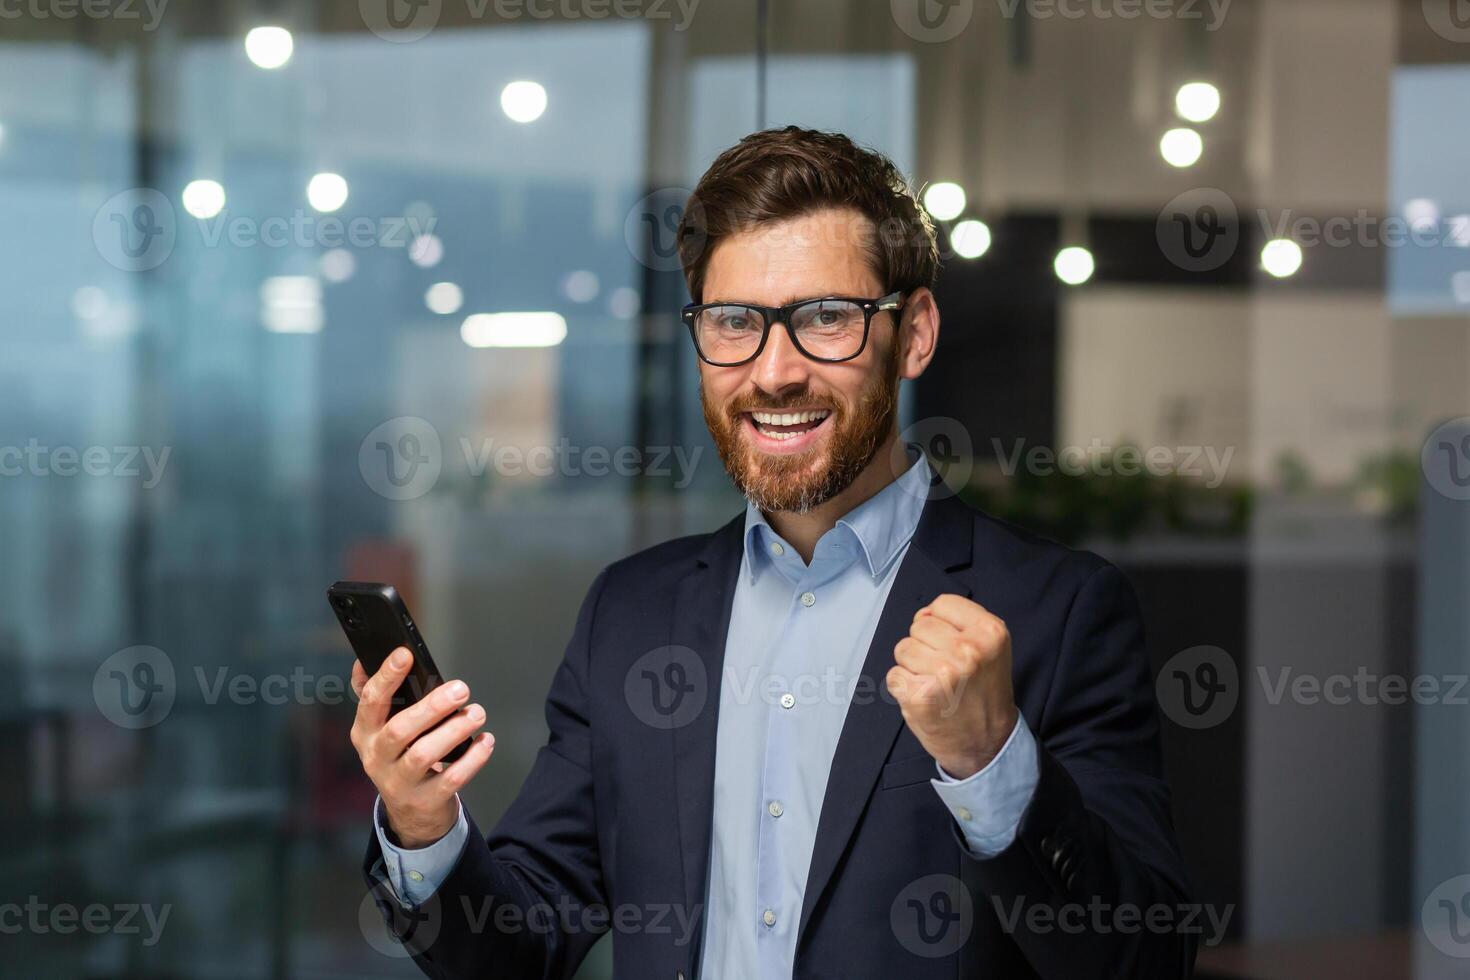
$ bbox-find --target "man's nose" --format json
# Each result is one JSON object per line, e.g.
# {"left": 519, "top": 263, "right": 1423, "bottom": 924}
{"left": 748, "top": 320, "right": 810, "bottom": 394}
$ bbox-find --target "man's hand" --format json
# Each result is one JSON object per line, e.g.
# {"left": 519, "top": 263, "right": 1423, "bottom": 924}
{"left": 350, "top": 648, "right": 495, "bottom": 848}
{"left": 887, "top": 594, "right": 1020, "bottom": 780}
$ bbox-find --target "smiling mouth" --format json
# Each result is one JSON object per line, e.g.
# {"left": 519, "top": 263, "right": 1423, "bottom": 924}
{"left": 744, "top": 408, "right": 832, "bottom": 441}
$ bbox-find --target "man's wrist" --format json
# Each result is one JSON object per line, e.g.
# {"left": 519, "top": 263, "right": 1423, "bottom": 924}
{"left": 936, "top": 708, "right": 1021, "bottom": 779}
{"left": 381, "top": 801, "right": 458, "bottom": 850}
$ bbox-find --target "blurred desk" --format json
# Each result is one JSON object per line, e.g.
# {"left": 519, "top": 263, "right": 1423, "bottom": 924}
{"left": 1197, "top": 929, "right": 1410, "bottom": 980}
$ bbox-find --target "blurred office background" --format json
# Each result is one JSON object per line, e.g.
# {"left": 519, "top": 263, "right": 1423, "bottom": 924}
{"left": 3, "top": 0, "right": 1470, "bottom": 976}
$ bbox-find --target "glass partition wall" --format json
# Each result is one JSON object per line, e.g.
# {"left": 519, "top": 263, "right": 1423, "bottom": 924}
{"left": 3, "top": 2, "right": 1469, "bottom": 977}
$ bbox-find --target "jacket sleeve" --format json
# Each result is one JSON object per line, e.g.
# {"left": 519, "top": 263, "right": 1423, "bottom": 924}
{"left": 362, "top": 569, "right": 611, "bottom": 980}
{"left": 961, "top": 562, "right": 1199, "bottom": 980}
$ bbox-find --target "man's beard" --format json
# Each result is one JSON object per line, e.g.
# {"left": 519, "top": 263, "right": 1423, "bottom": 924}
{"left": 700, "top": 339, "right": 901, "bottom": 514}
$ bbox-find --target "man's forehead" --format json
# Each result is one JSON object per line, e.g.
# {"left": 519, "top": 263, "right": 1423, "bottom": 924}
{"left": 703, "top": 208, "right": 881, "bottom": 299}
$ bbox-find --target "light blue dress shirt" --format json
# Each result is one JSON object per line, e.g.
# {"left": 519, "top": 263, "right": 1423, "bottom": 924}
{"left": 374, "top": 454, "right": 1040, "bottom": 979}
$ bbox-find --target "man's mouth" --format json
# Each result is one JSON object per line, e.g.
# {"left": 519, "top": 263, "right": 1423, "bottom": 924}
{"left": 743, "top": 409, "right": 832, "bottom": 446}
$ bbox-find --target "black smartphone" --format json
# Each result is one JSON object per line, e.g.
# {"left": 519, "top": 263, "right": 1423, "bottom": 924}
{"left": 327, "top": 580, "right": 473, "bottom": 764}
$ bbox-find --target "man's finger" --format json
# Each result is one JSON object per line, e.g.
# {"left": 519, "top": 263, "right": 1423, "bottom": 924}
{"left": 908, "top": 614, "right": 960, "bottom": 651}
{"left": 433, "top": 732, "right": 497, "bottom": 794}
{"left": 922, "top": 593, "right": 994, "bottom": 631}
{"left": 886, "top": 664, "right": 922, "bottom": 702}
{"left": 350, "top": 660, "right": 368, "bottom": 699}
{"left": 894, "top": 635, "right": 942, "bottom": 673}
{"left": 356, "top": 647, "right": 414, "bottom": 730}
{"left": 380, "top": 679, "right": 472, "bottom": 756}
{"left": 401, "top": 703, "right": 488, "bottom": 773}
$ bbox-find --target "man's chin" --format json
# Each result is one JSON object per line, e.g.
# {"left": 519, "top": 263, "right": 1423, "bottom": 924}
{"left": 730, "top": 444, "right": 838, "bottom": 514}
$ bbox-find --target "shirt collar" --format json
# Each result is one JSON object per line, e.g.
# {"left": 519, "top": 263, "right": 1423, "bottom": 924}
{"left": 741, "top": 447, "right": 931, "bottom": 583}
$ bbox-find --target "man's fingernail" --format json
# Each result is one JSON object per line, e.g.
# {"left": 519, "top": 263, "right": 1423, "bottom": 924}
{"left": 447, "top": 681, "right": 468, "bottom": 698}
{"left": 391, "top": 649, "right": 410, "bottom": 667}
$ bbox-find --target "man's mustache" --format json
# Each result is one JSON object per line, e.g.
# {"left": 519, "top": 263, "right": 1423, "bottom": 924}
{"left": 724, "top": 395, "right": 840, "bottom": 418}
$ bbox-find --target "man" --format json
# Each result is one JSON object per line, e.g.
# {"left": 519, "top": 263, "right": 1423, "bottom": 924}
{"left": 350, "top": 126, "right": 1195, "bottom": 979}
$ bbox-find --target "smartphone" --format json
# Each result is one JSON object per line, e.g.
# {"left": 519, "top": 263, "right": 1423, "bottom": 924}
{"left": 327, "top": 580, "right": 473, "bottom": 764}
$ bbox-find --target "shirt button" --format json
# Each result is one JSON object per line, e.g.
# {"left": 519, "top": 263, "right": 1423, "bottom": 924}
{"left": 770, "top": 541, "right": 784, "bottom": 556}
{"left": 408, "top": 870, "right": 424, "bottom": 882}
{"left": 779, "top": 692, "right": 795, "bottom": 709}
{"left": 762, "top": 909, "right": 777, "bottom": 927}
{"left": 956, "top": 807, "right": 973, "bottom": 822}
{"left": 768, "top": 800, "right": 784, "bottom": 817}
{"left": 799, "top": 591, "right": 816, "bottom": 607}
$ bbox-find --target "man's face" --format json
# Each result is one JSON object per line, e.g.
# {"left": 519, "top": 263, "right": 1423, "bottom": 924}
{"left": 697, "top": 208, "right": 903, "bottom": 514}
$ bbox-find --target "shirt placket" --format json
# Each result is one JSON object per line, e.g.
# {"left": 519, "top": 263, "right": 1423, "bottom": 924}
{"left": 752, "top": 545, "right": 846, "bottom": 979}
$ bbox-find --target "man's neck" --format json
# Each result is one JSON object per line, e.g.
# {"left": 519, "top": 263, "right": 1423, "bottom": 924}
{"left": 762, "top": 431, "right": 907, "bottom": 564}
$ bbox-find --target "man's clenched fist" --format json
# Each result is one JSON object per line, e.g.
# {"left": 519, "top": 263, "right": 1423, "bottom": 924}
{"left": 887, "top": 594, "right": 1020, "bottom": 780}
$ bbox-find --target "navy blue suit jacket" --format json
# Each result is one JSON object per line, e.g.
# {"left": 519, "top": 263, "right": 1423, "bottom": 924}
{"left": 363, "top": 491, "right": 1196, "bottom": 979}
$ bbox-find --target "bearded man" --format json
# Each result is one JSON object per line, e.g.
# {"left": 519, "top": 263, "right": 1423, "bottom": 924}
{"left": 349, "top": 126, "right": 1196, "bottom": 980}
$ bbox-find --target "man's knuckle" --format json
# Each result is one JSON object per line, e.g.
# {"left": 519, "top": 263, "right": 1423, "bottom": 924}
{"left": 404, "top": 743, "right": 433, "bottom": 770}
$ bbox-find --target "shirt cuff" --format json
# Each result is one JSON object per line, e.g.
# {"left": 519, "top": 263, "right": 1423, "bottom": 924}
{"left": 928, "top": 715, "right": 1039, "bottom": 858}
{"left": 373, "top": 795, "right": 471, "bottom": 908}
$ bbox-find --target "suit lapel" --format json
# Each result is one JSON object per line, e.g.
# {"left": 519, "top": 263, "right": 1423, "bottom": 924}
{"left": 668, "top": 514, "right": 745, "bottom": 940}
{"left": 796, "top": 491, "right": 975, "bottom": 946}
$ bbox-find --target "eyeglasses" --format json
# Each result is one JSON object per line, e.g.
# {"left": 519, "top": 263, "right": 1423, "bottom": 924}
{"left": 681, "top": 292, "right": 905, "bottom": 367}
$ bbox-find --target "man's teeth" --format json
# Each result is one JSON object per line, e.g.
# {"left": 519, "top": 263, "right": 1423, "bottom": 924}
{"left": 750, "top": 410, "right": 831, "bottom": 426}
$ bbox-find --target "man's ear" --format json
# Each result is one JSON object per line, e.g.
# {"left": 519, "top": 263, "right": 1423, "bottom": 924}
{"left": 898, "top": 287, "right": 939, "bottom": 381}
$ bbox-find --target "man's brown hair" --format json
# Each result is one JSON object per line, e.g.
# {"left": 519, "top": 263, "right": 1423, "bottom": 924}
{"left": 676, "top": 126, "right": 939, "bottom": 304}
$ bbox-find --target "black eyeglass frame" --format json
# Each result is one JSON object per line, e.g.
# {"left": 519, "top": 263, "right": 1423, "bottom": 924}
{"left": 681, "top": 291, "right": 906, "bottom": 366}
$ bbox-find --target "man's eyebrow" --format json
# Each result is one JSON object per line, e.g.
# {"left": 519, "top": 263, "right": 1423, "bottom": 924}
{"left": 702, "top": 293, "right": 851, "bottom": 307}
